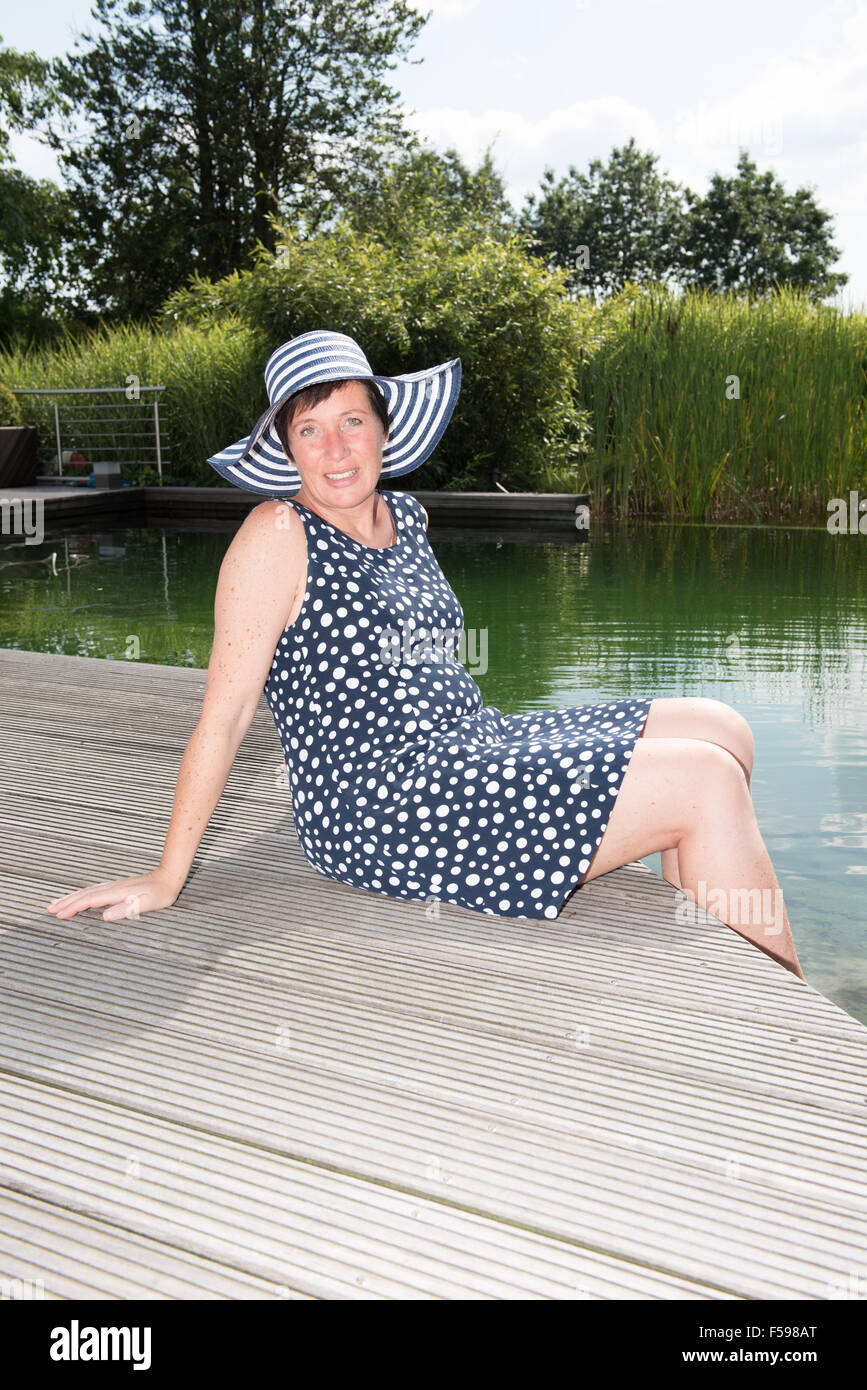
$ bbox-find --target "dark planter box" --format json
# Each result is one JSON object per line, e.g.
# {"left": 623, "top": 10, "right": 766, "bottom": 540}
{"left": 0, "top": 427, "right": 39, "bottom": 488}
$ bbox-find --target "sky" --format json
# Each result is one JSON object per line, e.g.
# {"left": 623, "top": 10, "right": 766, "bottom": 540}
{"left": 5, "top": 0, "right": 867, "bottom": 308}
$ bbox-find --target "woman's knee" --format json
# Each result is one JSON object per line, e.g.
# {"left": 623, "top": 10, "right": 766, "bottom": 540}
{"left": 685, "top": 736, "right": 750, "bottom": 796}
{"left": 649, "top": 737, "right": 748, "bottom": 840}
{"left": 647, "top": 695, "right": 754, "bottom": 776}
{"left": 702, "top": 698, "right": 755, "bottom": 774}
{"left": 585, "top": 737, "right": 748, "bottom": 877}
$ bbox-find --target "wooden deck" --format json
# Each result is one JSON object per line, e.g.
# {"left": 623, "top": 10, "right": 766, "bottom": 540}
{"left": 1, "top": 646, "right": 866, "bottom": 1300}
{"left": 1, "top": 484, "right": 590, "bottom": 533}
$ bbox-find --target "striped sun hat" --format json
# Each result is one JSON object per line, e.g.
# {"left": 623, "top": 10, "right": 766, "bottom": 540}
{"left": 206, "top": 330, "right": 462, "bottom": 496}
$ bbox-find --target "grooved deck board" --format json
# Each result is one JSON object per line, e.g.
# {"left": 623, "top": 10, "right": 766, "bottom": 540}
{"left": 1, "top": 646, "right": 865, "bottom": 1300}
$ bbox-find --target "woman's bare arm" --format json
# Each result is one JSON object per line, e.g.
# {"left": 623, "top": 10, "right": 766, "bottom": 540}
{"left": 45, "top": 500, "right": 306, "bottom": 921}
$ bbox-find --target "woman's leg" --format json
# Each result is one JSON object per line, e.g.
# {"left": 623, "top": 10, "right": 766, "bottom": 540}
{"left": 640, "top": 697, "right": 756, "bottom": 889}
{"left": 583, "top": 735, "right": 806, "bottom": 981}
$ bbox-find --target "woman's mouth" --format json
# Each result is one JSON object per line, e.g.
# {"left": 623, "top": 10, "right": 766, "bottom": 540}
{"left": 324, "top": 467, "right": 360, "bottom": 486}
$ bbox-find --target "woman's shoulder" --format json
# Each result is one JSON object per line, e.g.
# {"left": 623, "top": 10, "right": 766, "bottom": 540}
{"left": 237, "top": 495, "right": 302, "bottom": 530}
{"left": 225, "top": 497, "right": 306, "bottom": 567}
{"left": 387, "top": 490, "right": 428, "bottom": 530}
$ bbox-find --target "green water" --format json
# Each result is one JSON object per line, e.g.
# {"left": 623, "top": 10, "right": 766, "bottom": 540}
{"left": 2, "top": 513, "right": 865, "bottom": 1023}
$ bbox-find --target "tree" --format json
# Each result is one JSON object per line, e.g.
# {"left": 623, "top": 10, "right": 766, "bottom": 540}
{"left": 0, "top": 37, "right": 51, "bottom": 162}
{"left": 682, "top": 150, "right": 847, "bottom": 299}
{"left": 161, "top": 216, "right": 590, "bottom": 490}
{"left": 520, "top": 138, "right": 688, "bottom": 298}
{"left": 0, "top": 36, "right": 81, "bottom": 344}
{"left": 330, "top": 141, "right": 517, "bottom": 245}
{"left": 47, "top": 0, "right": 427, "bottom": 319}
{"left": 0, "top": 169, "right": 83, "bottom": 343}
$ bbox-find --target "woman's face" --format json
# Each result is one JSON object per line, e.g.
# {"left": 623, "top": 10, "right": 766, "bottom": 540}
{"left": 286, "top": 380, "right": 388, "bottom": 509}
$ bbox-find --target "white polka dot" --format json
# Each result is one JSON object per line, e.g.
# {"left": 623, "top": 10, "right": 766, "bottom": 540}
{"left": 262, "top": 496, "right": 651, "bottom": 926}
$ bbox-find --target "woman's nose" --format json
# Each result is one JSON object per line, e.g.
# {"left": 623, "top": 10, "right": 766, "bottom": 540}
{"left": 322, "top": 426, "right": 349, "bottom": 461}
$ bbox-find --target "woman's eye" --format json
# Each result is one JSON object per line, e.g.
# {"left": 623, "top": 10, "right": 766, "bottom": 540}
{"left": 297, "top": 419, "right": 362, "bottom": 437}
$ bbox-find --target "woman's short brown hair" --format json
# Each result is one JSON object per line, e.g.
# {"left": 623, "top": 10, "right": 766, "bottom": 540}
{"left": 274, "top": 378, "right": 390, "bottom": 460}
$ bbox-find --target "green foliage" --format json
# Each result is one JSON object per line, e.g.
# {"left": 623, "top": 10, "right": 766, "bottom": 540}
{"left": 521, "top": 140, "right": 847, "bottom": 304}
{"left": 0, "top": 35, "right": 80, "bottom": 343}
{"left": 0, "top": 167, "right": 81, "bottom": 345}
{"left": 5, "top": 230, "right": 863, "bottom": 519}
{"left": 332, "top": 142, "right": 517, "bottom": 246}
{"left": 577, "top": 282, "right": 867, "bottom": 520}
{"left": 46, "top": 0, "right": 427, "bottom": 319}
{"left": 0, "top": 317, "right": 264, "bottom": 481}
{"left": 0, "top": 34, "right": 51, "bottom": 162}
{"left": 163, "top": 218, "right": 591, "bottom": 489}
{"left": 682, "top": 151, "right": 848, "bottom": 299}
{"left": 0, "top": 379, "right": 22, "bottom": 425}
{"left": 520, "top": 138, "right": 688, "bottom": 297}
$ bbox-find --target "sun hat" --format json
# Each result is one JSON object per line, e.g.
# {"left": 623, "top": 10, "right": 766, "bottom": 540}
{"left": 206, "top": 330, "right": 462, "bottom": 497}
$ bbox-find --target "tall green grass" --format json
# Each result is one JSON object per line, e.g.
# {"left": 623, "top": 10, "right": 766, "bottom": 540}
{"left": 573, "top": 283, "right": 867, "bottom": 521}
{"left": 0, "top": 317, "right": 266, "bottom": 484}
{"left": 2, "top": 283, "right": 865, "bottom": 520}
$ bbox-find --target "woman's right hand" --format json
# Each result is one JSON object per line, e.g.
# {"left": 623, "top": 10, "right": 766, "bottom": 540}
{"left": 45, "top": 868, "right": 184, "bottom": 922}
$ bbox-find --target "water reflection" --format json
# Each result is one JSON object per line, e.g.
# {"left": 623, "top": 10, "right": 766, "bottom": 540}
{"left": 1, "top": 515, "right": 864, "bottom": 1021}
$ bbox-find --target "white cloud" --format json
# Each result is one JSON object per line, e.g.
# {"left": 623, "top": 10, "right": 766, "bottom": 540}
{"left": 405, "top": 4, "right": 867, "bottom": 303}
{"left": 660, "top": 4, "right": 867, "bottom": 306}
{"left": 423, "top": 0, "right": 484, "bottom": 19}
{"left": 407, "top": 97, "right": 661, "bottom": 191}
{"left": 665, "top": 5, "right": 867, "bottom": 176}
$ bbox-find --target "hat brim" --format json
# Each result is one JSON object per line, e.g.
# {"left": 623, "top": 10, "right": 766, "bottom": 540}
{"left": 206, "top": 359, "right": 461, "bottom": 497}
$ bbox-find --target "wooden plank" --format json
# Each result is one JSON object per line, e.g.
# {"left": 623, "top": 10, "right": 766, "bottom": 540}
{"left": 0, "top": 1190, "right": 311, "bottom": 1300}
{"left": 1, "top": 485, "right": 144, "bottom": 525}
{"left": 1, "top": 648, "right": 866, "bottom": 1300}
{"left": 0, "top": 486, "right": 590, "bottom": 531}
{"left": 145, "top": 487, "right": 590, "bottom": 532}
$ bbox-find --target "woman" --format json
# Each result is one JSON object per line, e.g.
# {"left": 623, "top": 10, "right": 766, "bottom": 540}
{"left": 46, "top": 330, "right": 806, "bottom": 981}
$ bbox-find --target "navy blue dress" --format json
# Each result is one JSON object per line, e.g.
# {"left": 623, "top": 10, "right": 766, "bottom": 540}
{"left": 264, "top": 490, "right": 653, "bottom": 920}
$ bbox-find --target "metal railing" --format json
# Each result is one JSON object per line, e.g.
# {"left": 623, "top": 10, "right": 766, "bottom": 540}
{"left": 11, "top": 385, "right": 169, "bottom": 484}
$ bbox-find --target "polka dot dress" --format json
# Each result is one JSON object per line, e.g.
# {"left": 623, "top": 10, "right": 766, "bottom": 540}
{"left": 264, "top": 490, "right": 653, "bottom": 920}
